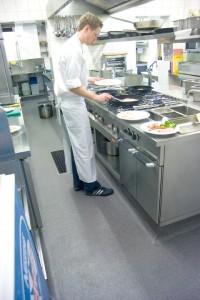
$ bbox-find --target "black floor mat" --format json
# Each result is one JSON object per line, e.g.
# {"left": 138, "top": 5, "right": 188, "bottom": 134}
{"left": 51, "top": 150, "right": 67, "bottom": 174}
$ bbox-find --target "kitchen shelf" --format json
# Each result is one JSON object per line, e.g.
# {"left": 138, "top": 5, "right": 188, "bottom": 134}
{"left": 95, "top": 33, "right": 200, "bottom": 44}
{"left": 21, "top": 92, "right": 48, "bottom": 99}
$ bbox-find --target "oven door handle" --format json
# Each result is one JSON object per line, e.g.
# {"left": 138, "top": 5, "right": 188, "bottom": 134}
{"left": 128, "top": 148, "right": 155, "bottom": 168}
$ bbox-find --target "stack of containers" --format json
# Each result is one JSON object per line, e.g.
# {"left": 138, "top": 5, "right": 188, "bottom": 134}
{"left": 29, "top": 76, "right": 39, "bottom": 95}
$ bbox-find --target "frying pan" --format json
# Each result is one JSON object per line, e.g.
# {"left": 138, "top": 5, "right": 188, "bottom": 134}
{"left": 127, "top": 85, "right": 153, "bottom": 94}
{"left": 96, "top": 89, "right": 120, "bottom": 97}
{"left": 109, "top": 94, "right": 142, "bottom": 107}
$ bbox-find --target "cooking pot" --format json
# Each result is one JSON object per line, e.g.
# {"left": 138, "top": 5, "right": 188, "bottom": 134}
{"left": 127, "top": 85, "right": 153, "bottom": 94}
{"left": 133, "top": 19, "right": 163, "bottom": 30}
{"left": 105, "top": 140, "right": 119, "bottom": 156}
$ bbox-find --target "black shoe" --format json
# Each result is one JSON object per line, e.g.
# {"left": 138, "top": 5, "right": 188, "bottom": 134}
{"left": 74, "top": 185, "right": 84, "bottom": 191}
{"left": 86, "top": 186, "right": 113, "bottom": 196}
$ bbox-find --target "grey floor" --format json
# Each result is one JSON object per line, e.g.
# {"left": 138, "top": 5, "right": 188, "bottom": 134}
{"left": 22, "top": 98, "right": 200, "bottom": 300}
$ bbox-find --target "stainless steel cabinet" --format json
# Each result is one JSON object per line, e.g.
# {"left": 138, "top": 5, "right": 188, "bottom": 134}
{"left": 119, "top": 139, "right": 162, "bottom": 222}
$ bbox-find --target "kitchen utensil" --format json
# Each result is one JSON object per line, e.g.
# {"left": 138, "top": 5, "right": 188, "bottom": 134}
{"left": 154, "top": 27, "right": 175, "bottom": 34}
{"left": 133, "top": 20, "right": 163, "bottom": 30}
{"left": 127, "top": 85, "right": 153, "bottom": 94}
{"left": 96, "top": 89, "right": 120, "bottom": 97}
{"left": 105, "top": 140, "right": 119, "bottom": 156}
{"left": 108, "top": 31, "right": 126, "bottom": 38}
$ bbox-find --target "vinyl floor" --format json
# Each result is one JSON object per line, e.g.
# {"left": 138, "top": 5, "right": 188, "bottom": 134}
{"left": 22, "top": 98, "right": 200, "bottom": 300}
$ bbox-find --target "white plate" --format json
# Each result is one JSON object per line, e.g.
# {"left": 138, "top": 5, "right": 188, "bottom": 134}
{"left": 1, "top": 107, "right": 14, "bottom": 113}
{"left": 9, "top": 125, "right": 21, "bottom": 134}
{"left": 94, "top": 79, "right": 122, "bottom": 86}
{"left": 140, "top": 121, "right": 180, "bottom": 136}
{"left": 117, "top": 110, "right": 150, "bottom": 121}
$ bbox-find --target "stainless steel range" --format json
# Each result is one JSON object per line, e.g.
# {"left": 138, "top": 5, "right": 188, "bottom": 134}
{"left": 86, "top": 87, "right": 200, "bottom": 226}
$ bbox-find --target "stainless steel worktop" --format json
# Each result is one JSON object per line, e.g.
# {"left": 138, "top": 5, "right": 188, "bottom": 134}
{"left": 7, "top": 108, "right": 31, "bottom": 159}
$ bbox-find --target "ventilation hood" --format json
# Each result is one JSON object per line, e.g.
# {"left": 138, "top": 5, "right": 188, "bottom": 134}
{"left": 47, "top": 0, "right": 154, "bottom": 18}
{"left": 85, "top": 0, "right": 154, "bottom": 14}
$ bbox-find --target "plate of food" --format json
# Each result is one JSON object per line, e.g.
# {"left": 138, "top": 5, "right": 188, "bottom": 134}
{"left": 117, "top": 110, "right": 150, "bottom": 121}
{"left": 9, "top": 125, "right": 21, "bottom": 134}
{"left": 94, "top": 79, "right": 122, "bottom": 86}
{"left": 140, "top": 119, "right": 179, "bottom": 135}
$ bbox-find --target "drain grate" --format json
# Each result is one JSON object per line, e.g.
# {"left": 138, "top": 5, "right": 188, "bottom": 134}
{"left": 51, "top": 150, "right": 67, "bottom": 174}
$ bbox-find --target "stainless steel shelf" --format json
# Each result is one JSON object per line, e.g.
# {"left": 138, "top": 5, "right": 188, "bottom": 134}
{"left": 95, "top": 33, "right": 200, "bottom": 44}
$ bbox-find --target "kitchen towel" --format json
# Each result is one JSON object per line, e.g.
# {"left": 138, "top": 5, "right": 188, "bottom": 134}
{"left": 7, "top": 108, "right": 21, "bottom": 117}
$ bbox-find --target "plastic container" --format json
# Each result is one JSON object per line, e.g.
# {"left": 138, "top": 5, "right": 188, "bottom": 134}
{"left": 38, "top": 103, "right": 53, "bottom": 119}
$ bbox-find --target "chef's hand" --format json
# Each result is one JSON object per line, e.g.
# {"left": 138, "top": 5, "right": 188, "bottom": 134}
{"left": 95, "top": 93, "right": 113, "bottom": 103}
{"left": 88, "top": 76, "right": 103, "bottom": 84}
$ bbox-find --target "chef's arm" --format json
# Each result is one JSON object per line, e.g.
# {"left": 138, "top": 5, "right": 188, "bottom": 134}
{"left": 70, "top": 86, "right": 112, "bottom": 102}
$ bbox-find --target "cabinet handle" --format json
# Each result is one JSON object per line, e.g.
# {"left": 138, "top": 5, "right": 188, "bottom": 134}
{"left": 133, "top": 153, "right": 155, "bottom": 168}
{"left": 128, "top": 148, "right": 138, "bottom": 154}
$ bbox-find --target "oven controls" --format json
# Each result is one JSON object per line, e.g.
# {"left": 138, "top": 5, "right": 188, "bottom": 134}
{"left": 112, "top": 126, "right": 118, "bottom": 135}
{"left": 132, "top": 132, "right": 139, "bottom": 141}
{"left": 98, "top": 116, "right": 104, "bottom": 124}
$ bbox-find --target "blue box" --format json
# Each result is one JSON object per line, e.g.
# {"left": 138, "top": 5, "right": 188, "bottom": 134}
{"left": 29, "top": 76, "right": 37, "bottom": 84}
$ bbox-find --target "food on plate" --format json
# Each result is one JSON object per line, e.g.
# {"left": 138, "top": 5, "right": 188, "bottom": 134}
{"left": 147, "top": 120, "right": 177, "bottom": 132}
{"left": 121, "top": 98, "right": 137, "bottom": 102}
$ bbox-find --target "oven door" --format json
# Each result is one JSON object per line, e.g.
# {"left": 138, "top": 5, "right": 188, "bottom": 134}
{"left": 119, "top": 139, "right": 162, "bottom": 223}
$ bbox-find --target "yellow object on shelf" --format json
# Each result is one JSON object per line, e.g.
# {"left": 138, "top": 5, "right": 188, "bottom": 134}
{"left": 172, "top": 49, "right": 184, "bottom": 74}
{"left": 9, "top": 61, "right": 17, "bottom": 66}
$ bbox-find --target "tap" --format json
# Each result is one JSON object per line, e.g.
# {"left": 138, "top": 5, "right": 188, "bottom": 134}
{"left": 146, "top": 61, "right": 157, "bottom": 87}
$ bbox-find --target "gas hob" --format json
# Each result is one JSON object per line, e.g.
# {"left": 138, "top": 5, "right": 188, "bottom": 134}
{"left": 104, "top": 90, "right": 181, "bottom": 113}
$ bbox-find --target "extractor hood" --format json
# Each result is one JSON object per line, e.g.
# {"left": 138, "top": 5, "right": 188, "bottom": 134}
{"left": 47, "top": 0, "right": 154, "bottom": 18}
{"left": 84, "top": 0, "right": 154, "bottom": 14}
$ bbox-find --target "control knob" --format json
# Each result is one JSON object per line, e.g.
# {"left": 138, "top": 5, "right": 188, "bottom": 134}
{"left": 112, "top": 126, "right": 118, "bottom": 135}
{"left": 132, "top": 131, "right": 139, "bottom": 140}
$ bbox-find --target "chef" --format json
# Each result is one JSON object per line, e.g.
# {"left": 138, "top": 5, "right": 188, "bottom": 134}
{"left": 54, "top": 12, "right": 114, "bottom": 196}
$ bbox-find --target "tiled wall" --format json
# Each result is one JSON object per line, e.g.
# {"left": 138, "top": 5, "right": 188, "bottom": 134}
{"left": 0, "top": 0, "right": 48, "bottom": 22}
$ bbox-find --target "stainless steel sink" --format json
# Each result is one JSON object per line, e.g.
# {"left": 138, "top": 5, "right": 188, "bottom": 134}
{"left": 172, "top": 105, "right": 200, "bottom": 116}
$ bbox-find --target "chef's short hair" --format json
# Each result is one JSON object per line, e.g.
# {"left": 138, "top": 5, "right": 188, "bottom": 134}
{"left": 77, "top": 12, "right": 103, "bottom": 31}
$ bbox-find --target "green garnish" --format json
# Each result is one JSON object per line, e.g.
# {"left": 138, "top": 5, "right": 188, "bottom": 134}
{"left": 160, "top": 120, "right": 177, "bottom": 129}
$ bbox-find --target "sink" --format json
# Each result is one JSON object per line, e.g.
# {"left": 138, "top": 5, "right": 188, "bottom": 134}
{"left": 162, "top": 112, "right": 184, "bottom": 119}
{"left": 171, "top": 115, "right": 199, "bottom": 125}
{"left": 148, "top": 112, "right": 163, "bottom": 121}
{"left": 172, "top": 105, "right": 200, "bottom": 116}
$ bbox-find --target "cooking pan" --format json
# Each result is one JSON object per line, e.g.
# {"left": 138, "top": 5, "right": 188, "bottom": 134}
{"left": 96, "top": 89, "right": 120, "bottom": 97}
{"left": 133, "top": 20, "right": 163, "bottom": 30}
{"left": 109, "top": 94, "right": 142, "bottom": 107}
{"left": 127, "top": 85, "right": 153, "bottom": 94}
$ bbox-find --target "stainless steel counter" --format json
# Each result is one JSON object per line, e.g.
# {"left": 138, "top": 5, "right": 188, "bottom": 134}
{"left": 7, "top": 108, "right": 31, "bottom": 159}
{"left": 86, "top": 83, "right": 200, "bottom": 225}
